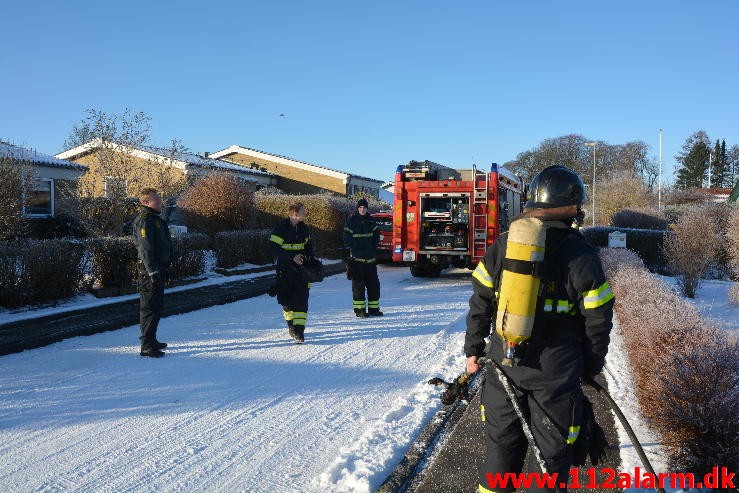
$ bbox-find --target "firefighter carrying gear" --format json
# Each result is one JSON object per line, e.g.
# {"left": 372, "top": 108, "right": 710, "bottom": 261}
{"left": 344, "top": 202, "right": 382, "bottom": 316}
{"left": 465, "top": 216, "right": 614, "bottom": 493}
{"left": 271, "top": 218, "right": 314, "bottom": 341}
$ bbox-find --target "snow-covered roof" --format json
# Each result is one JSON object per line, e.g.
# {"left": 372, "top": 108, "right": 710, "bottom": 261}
{"left": 0, "top": 142, "right": 87, "bottom": 171}
{"left": 210, "top": 145, "right": 384, "bottom": 185}
{"left": 56, "top": 139, "right": 275, "bottom": 179}
{"left": 140, "top": 145, "right": 275, "bottom": 176}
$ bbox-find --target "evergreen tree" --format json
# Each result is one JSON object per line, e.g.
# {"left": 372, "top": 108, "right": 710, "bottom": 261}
{"left": 709, "top": 139, "right": 722, "bottom": 188}
{"left": 675, "top": 131, "right": 710, "bottom": 189}
{"left": 719, "top": 139, "right": 728, "bottom": 187}
{"left": 728, "top": 145, "right": 739, "bottom": 187}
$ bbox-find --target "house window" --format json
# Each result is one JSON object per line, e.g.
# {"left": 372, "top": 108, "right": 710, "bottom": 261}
{"left": 104, "top": 176, "right": 128, "bottom": 198}
{"left": 24, "top": 179, "right": 54, "bottom": 217}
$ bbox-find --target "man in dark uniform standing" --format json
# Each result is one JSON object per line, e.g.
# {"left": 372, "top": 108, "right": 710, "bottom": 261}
{"left": 270, "top": 202, "right": 314, "bottom": 343}
{"left": 132, "top": 187, "right": 172, "bottom": 358}
{"left": 343, "top": 198, "right": 382, "bottom": 317}
{"left": 464, "top": 166, "right": 614, "bottom": 492}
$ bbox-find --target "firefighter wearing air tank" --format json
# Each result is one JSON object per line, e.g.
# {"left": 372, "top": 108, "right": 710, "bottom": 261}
{"left": 343, "top": 198, "right": 383, "bottom": 317}
{"left": 464, "top": 165, "right": 614, "bottom": 493}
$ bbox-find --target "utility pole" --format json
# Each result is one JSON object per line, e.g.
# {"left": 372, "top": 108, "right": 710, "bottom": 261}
{"left": 658, "top": 129, "right": 662, "bottom": 211}
{"left": 585, "top": 142, "right": 597, "bottom": 225}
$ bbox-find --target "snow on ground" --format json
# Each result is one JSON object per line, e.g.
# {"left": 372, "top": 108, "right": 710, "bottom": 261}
{"left": 1, "top": 263, "right": 735, "bottom": 493}
{"left": 0, "top": 265, "right": 471, "bottom": 493}
{"left": 659, "top": 276, "right": 739, "bottom": 336}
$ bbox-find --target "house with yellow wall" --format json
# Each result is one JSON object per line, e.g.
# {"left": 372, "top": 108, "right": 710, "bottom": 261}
{"left": 56, "top": 139, "right": 277, "bottom": 197}
{"left": 210, "top": 145, "right": 384, "bottom": 197}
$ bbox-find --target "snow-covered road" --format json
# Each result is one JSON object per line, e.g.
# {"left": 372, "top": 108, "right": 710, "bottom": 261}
{"left": 0, "top": 265, "right": 473, "bottom": 493}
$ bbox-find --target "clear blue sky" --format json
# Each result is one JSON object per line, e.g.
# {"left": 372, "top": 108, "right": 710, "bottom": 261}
{"left": 2, "top": 1, "right": 737, "bottom": 184}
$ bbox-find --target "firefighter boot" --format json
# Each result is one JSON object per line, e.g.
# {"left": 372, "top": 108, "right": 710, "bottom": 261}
{"left": 354, "top": 308, "right": 368, "bottom": 318}
{"left": 368, "top": 308, "right": 384, "bottom": 317}
{"left": 294, "top": 325, "right": 305, "bottom": 343}
{"left": 287, "top": 320, "right": 298, "bottom": 341}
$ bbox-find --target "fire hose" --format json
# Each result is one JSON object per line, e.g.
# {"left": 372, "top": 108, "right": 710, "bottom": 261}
{"left": 430, "top": 359, "right": 665, "bottom": 493}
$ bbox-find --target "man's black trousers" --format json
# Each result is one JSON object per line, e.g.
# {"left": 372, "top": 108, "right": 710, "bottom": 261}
{"left": 351, "top": 261, "right": 380, "bottom": 307}
{"left": 477, "top": 364, "right": 583, "bottom": 493}
{"left": 138, "top": 269, "right": 164, "bottom": 348}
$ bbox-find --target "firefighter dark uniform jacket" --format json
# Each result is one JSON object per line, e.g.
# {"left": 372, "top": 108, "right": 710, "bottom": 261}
{"left": 270, "top": 218, "right": 314, "bottom": 332}
{"left": 465, "top": 219, "right": 614, "bottom": 375}
{"left": 132, "top": 206, "right": 172, "bottom": 275}
{"left": 270, "top": 218, "right": 314, "bottom": 273}
{"left": 343, "top": 213, "right": 379, "bottom": 262}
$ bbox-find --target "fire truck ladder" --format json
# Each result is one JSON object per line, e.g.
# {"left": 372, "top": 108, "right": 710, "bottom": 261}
{"left": 471, "top": 165, "right": 489, "bottom": 259}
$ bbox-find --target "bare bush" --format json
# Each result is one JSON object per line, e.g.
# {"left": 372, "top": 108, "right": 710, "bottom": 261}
{"left": 598, "top": 247, "right": 644, "bottom": 275}
{"left": 602, "top": 251, "right": 738, "bottom": 475}
{"left": 656, "top": 332, "right": 738, "bottom": 477}
{"left": 663, "top": 210, "right": 718, "bottom": 297}
{"left": 0, "top": 156, "right": 32, "bottom": 240}
{"left": 730, "top": 285, "right": 739, "bottom": 305}
{"left": 597, "top": 173, "right": 652, "bottom": 225}
{"left": 0, "top": 239, "right": 88, "bottom": 307}
{"left": 664, "top": 188, "right": 711, "bottom": 206}
{"left": 729, "top": 207, "right": 739, "bottom": 303}
{"left": 79, "top": 197, "right": 140, "bottom": 237}
{"left": 178, "top": 173, "right": 255, "bottom": 236}
{"left": 725, "top": 206, "right": 739, "bottom": 283}
{"left": 213, "top": 230, "right": 272, "bottom": 268}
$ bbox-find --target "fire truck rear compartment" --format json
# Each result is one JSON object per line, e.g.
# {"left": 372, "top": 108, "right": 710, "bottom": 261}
{"left": 418, "top": 193, "right": 472, "bottom": 270}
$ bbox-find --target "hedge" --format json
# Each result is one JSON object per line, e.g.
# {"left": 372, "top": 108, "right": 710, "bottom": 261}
{"left": 600, "top": 248, "right": 737, "bottom": 476}
{"left": 582, "top": 226, "right": 669, "bottom": 274}
{"left": 0, "top": 239, "right": 88, "bottom": 308}
{"left": 253, "top": 194, "right": 349, "bottom": 259}
{"left": 213, "top": 230, "right": 272, "bottom": 268}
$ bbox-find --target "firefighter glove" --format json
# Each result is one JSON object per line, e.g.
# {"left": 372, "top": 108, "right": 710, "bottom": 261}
{"left": 440, "top": 374, "right": 471, "bottom": 405}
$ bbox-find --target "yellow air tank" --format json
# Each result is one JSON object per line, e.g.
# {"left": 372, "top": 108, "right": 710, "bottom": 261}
{"left": 495, "top": 217, "right": 546, "bottom": 366}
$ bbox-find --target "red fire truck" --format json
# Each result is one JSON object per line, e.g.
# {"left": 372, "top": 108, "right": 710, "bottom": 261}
{"left": 391, "top": 160, "right": 525, "bottom": 277}
{"left": 370, "top": 211, "right": 393, "bottom": 261}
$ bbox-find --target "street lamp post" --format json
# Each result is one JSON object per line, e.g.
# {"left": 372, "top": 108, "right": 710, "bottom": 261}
{"left": 585, "top": 142, "right": 597, "bottom": 226}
